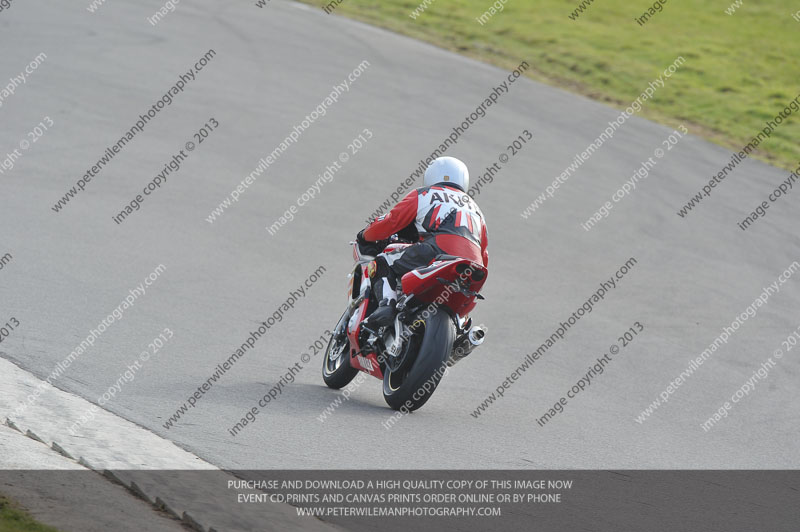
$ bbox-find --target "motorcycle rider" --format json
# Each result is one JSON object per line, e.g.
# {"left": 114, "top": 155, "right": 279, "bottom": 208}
{"left": 358, "top": 156, "right": 489, "bottom": 329}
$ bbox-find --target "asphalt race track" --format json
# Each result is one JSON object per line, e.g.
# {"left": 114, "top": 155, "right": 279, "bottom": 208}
{"left": 1, "top": 0, "right": 799, "bottom": 483}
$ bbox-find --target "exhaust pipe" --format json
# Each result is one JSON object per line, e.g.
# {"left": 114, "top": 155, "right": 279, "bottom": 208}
{"left": 468, "top": 326, "right": 486, "bottom": 346}
{"left": 448, "top": 325, "right": 487, "bottom": 366}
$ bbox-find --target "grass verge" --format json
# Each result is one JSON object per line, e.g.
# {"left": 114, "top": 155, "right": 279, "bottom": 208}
{"left": 298, "top": 0, "right": 800, "bottom": 170}
{"left": 0, "top": 496, "right": 60, "bottom": 532}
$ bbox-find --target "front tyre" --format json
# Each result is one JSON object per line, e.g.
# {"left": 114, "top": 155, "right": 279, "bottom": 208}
{"left": 382, "top": 307, "right": 455, "bottom": 412}
{"left": 322, "top": 309, "right": 358, "bottom": 389}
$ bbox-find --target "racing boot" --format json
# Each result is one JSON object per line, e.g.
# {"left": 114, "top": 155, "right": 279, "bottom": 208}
{"left": 363, "top": 278, "right": 398, "bottom": 331}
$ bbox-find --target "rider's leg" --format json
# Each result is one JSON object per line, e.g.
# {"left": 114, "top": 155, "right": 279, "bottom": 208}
{"left": 364, "top": 242, "right": 441, "bottom": 329}
{"left": 363, "top": 254, "right": 400, "bottom": 329}
{"left": 371, "top": 255, "right": 398, "bottom": 306}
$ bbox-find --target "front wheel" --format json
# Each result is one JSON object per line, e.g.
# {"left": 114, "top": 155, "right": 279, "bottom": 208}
{"left": 322, "top": 309, "right": 359, "bottom": 389}
{"left": 382, "top": 307, "right": 455, "bottom": 412}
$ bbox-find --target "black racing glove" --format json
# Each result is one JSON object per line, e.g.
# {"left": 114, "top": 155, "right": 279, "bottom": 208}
{"left": 357, "top": 229, "right": 385, "bottom": 256}
{"left": 357, "top": 229, "right": 376, "bottom": 256}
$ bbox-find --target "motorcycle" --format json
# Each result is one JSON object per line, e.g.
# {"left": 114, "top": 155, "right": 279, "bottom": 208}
{"left": 322, "top": 236, "right": 488, "bottom": 411}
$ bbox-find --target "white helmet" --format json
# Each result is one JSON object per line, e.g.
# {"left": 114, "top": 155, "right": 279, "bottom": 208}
{"left": 423, "top": 156, "right": 469, "bottom": 191}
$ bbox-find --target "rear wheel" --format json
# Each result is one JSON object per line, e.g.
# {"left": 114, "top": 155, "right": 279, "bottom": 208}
{"left": 322, "top": 309, "right": 359, "bottom": 389}
{"left": 382, "top": 307, "right": 455, "bottom": 412}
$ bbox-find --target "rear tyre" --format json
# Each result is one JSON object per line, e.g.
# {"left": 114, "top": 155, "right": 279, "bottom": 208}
{"left": 382, "top": 307, "right": 455, "bottom": 412}
{"left": 322, "top": 309, "right": 359, "bottom": 389}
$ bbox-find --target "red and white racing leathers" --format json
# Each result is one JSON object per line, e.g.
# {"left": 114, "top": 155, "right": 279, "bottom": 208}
{"left": 363, "top": 184, "right": 489, "bottom": 268}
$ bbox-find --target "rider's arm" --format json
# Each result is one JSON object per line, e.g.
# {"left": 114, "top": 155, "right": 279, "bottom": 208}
{"left": 363, "top": 190, "right": 418, "bottom": 241}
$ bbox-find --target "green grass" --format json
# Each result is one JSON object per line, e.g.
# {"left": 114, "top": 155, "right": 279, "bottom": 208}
{"left": 302, "top": 0, "right": 800, "bottom": 170}
{"left": 0, "top": 496, "right": 60, "bottom": 532}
